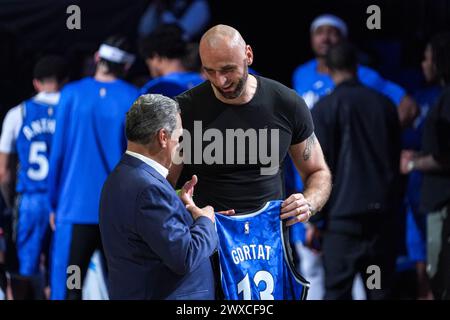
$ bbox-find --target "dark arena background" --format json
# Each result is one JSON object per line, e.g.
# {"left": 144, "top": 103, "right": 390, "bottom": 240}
{"left": 2, "top": 0, "right": 450, "bottom": 118}
{"left": 0, "top": 0, "right": 450, "bottom": 307}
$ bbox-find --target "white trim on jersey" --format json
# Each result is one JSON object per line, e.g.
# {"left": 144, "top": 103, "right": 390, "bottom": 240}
{"left": 33, "top": 91, "right": 60, "bottom": 106}
{"left": 0, "top": 104, "right": 23, "bottom": 154}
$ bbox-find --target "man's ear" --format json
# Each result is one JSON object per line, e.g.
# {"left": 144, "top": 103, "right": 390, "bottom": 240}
{"left": 94, "top": 51, "right": 100, "bottom": 63}
{"left": 32, "top": 79, "right": 42, "bottom": 92}
{"left": 246, "top": 45, "right": 254, "bottom": 66}
{"left": 157, "top": 128, "right": 169, "bottom": 148}
{"left": 145, "top": 57, "right": 152, "bottom": 68}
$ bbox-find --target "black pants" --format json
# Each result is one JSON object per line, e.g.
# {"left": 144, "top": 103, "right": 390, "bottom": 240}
{"left": 65, "top": 224, "right": 106, "bottom": 300}
{"left": 323, "top": 229, "right": 397, "bottom": 300}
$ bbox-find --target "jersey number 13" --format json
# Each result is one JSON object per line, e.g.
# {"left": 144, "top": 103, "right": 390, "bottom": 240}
{"left": 237, "top": 270, "right": 275, "bottom": 300}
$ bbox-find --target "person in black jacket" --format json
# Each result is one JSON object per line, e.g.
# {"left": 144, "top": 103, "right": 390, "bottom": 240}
{"left": 312, "top": 42, "right": 402, "bottom": 300}
{"left": 400, "top": 33, "right": 450, "bottom": 300}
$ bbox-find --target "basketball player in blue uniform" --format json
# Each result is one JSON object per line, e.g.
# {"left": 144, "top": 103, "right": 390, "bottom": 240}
{"left": 216, "top": 201, "right": 309, "bottom": 300}
{"left": 48, "top": 36, "right": 139, "bottom": 300}
{"left": 0, "top": 56, "right": 68, "bottom": 299}
{"left": 140, "top": 24, "right": 204, "bottom": 97}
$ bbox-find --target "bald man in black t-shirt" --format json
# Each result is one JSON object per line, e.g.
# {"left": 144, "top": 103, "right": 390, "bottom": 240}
{"left": 171, "top": 24, "right": 331, "bottom": 224}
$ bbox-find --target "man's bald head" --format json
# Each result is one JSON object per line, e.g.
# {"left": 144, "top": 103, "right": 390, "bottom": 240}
{"left": 198, "top": 25, "right": 254, "bottom": 101}
{"left": 200, "top": 25, "right": 246, "bottom": 53}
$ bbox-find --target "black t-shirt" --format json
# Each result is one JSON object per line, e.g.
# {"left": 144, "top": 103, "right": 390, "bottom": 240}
{"left": 420, "top": 86, "right": 450, "bottom": 213}
{"left": 176, "top": 75, "right": 314, "bottom": 212}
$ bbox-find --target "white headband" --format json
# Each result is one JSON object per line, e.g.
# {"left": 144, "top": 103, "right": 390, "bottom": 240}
{"left": 98, "top": 44, "right": 135, "bottom": 65}
{"left": 310, "top": 14, "right": 348, "bottom": 37}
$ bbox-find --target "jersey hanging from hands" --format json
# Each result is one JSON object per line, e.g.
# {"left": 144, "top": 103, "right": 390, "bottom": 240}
{"left": 215, "top": 200, "right": 309, "bottom": 300}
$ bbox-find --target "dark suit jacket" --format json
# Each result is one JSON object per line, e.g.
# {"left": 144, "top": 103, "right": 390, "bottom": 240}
{"left": 99, "top": 153, "right": 218, "bottom": 299}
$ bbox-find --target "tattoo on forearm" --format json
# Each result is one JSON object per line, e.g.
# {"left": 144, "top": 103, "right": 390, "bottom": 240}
{"left": 303, "top": 133, "right": 316, "bottom": 161}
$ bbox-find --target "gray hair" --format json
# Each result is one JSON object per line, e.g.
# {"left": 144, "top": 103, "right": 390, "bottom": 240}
{"left": 125, "top": 94, "right": 180, "bottom": 145}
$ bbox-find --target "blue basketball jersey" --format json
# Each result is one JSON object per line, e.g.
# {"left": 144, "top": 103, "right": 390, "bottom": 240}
{"left": 215, "top": 200, "right": 309, "bottom": 300}
{"left": 16, "top": 98, "right": 56, "bottom": 193}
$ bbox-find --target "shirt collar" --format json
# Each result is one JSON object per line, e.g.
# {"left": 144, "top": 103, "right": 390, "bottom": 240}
{"left": 125, "top": 150, "right": 168, "bottom": 178}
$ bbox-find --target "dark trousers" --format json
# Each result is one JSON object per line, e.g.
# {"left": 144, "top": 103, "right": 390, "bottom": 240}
{"left": 65, "top": 224, "right": 106, "bottom": 300}
{"left": 323, "top": 227, "right": 396, "bottom": 300}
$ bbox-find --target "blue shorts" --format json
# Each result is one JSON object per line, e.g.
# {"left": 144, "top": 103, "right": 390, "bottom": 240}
{"left": 16, "top": 193, "right": 51, "bottom": 276}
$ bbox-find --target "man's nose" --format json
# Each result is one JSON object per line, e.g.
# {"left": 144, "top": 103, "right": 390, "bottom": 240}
{"left": 322, "top": 34, "right": 331, "bottom": 44}
{"left": 214, "top": 72, "right": 227, "bottom": 86}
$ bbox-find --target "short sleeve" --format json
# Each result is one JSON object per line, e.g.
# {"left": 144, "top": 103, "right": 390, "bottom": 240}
{"left": 379, "top": 79, "right": 406, "bottom": 106}
{"left": 291, "top": 93, "right": 314, "bottom": 145}
{"left": 0, "top": 105, "right": 23, "bottom": 154}
{"left": 175, "top": 90, "right": 194, "bottom": 125}
{"left": 175, "top": 90, "right": 191, "bottom": 109}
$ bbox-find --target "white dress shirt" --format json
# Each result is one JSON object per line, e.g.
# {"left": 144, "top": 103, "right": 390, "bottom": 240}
{"left": 125, "top": 150, "right": 168, "bottom": 178}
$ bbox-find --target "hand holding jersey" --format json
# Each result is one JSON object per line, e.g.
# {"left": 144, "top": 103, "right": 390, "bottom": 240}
{"left": 281, "top": 193, "right": 313, "bottom": 226}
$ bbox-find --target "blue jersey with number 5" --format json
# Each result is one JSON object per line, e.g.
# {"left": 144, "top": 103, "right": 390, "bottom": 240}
{"left": 16, "top": 99, "right": 56, "bottom": 193}
{"left": 215, "top": 200, "right": 309, "bottom": 300}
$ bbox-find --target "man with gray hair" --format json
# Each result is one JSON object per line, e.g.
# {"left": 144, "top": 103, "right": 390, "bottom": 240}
{"left": 99, "top": 94, "right": 218, "bottom": 300}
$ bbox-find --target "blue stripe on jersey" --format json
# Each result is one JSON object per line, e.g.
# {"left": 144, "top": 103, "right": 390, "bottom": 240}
{"left": 215, "top": 200, "right": 309, "bottom": 300}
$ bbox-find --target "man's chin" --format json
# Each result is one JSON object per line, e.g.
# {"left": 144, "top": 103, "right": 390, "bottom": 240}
{"left": 218, "top": 89, "right": 239, "bottom": 100}
{"left": 314, "top": 48, "right": 330, "bottom": 58}
{"left": 315, "top": 52, "right": 327, "bottom": 59}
